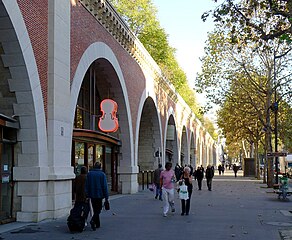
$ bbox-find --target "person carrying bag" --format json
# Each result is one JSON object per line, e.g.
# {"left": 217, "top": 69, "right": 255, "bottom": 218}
{"left": 179, "top": 180, "right": 189, "bottom": 200}
{"left": 179, "top": 167, "right": 193, "bottom": 216}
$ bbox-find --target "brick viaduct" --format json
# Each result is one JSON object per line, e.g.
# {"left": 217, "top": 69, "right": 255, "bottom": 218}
{"left": 0, "top": 0, "right": 217, "bottom": 222}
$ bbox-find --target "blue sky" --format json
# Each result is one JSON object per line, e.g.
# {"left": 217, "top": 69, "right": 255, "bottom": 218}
{"left": 152, "top": 0, "right": 219, "bottom": 87}
{"left": 152, "top": 1, "right": 220, "bottom": 120}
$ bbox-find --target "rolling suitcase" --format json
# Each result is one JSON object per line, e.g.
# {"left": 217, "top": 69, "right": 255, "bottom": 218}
{"left": 67, "top": 202, "right": 90, "bottom": 232}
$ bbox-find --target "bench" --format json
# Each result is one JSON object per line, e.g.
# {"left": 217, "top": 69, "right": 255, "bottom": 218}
{"left": 274, "top": 187, "right": 292, "bottom": 200}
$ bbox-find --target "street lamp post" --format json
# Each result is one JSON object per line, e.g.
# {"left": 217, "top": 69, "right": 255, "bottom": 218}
{"left": 274, "top": 102, "right": 279, "bottom": 184}
{"left": 273, "top": 50, "right": 279, "bottom": 185}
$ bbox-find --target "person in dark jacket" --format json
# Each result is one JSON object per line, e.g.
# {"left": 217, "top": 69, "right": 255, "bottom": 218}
{"left": 194, "top": 166, "right": 204, "bottom": 190}
{"left": 205, "top": 165, "right": 214, "bottom": 191}
{"left": 233, "top": 164, "right": 239, "bottom": 177}
{"left": 70, "top": 166, "right": 89, "bottom": 229}
{"left": 153, "top": 163, "right": 163, "bottom": 200}
{"left": 74, "top": 166, "right": 88, "bottom": 205}
{"left": 175, "top": 163, "right": 182, "bottom": 181}
{"left": 85, "top": 162, "right": 109, "bottom": 230}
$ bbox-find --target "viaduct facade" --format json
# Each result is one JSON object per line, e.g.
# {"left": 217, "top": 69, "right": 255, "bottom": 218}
{"left": 0, "top": 0, "right": 217, "bottom": 223}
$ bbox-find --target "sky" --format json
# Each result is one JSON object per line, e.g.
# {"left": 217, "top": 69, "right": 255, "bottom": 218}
{"left": 152, "top": 0, "right": 218, "bottom": 85}
{"left": 152, "top": 0, "right": 220, "bottom": 120}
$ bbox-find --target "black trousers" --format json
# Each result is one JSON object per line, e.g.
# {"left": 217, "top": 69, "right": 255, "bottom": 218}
{"left": 91, "top": 198, "right": 103, "bottom": 227}
{"left": 197, "top": 179, "right": 202, "bottom": 190}
{"left": 207, "top": 178, "right": 212, "bottom": 190}
{"left": 181, "top": 191, "right": 192, "bottom": 214}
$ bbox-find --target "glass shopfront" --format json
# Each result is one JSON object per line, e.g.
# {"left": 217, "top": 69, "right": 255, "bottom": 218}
{"left": 71, "top": 136, "right": 119, "bottom": 197}
{"left": 72, "top": 63, "right": 121, "bottom": 198}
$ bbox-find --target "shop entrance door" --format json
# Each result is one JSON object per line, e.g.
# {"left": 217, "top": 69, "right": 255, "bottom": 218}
{"left": 0, "top": 142, "right": 14, "bottom": 222}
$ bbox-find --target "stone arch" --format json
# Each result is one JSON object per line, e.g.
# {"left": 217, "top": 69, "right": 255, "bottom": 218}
{"left": 136, "top": 96, "right": 162, "bottom": 171}
{"left": 164, "top": 108, "right": 178, "bottom": 165}
{"left": 180, "top": 125, "right": 188, "bottom": 166}
{"left": 1, "top": 0, "right": 49, "bottom": 222}
{"left": 70, "top": 42, "right": 134, "bottom": 192}
{"left": 195, "top": 126, "right": 201, "bottom": 167}
{"left": 201, "top": 136, "right": 207, "bottom": 167}
{"left": 190, "top": 131, "right": 196, "bottom": 167}
{"left": 1, "top": 1, "right": 48, "bottom": 178}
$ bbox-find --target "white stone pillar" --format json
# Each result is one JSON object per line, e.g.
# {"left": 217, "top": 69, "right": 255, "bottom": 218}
{"left": 47, "top": 0, "right": 74, "bottom": 217}
{"left": 47, "top": 0, "right": 73, "bottom": 177}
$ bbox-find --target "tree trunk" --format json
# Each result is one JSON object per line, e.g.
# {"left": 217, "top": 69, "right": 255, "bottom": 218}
{"left": 255, "top": 140, "right": 260, "bottom": 179}
{"left": 266, "top": 88, "right": 274, "bottom": 187}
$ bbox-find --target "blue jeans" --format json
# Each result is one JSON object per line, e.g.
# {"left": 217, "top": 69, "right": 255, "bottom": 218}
{"left": 155, "top": 183, "right": 162, "bottom": 199}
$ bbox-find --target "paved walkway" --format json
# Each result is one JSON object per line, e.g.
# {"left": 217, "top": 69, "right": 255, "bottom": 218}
{"left": 0, "top": 170, "right": 292, "bottom": 240}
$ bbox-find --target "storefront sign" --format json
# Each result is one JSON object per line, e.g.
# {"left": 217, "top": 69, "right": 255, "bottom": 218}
{"left": 2, "top": 174, "right": 9, "bottom": 183}
{"left": 98, "top": 99, "right": 119, "bottom": 132}
{"left": 3, "top": 164, "right": 8, "bottom": 171}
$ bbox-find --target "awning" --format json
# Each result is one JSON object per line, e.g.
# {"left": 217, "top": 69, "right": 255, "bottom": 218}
{"left": 73, "top": 128, "right": 121, "bottom": 146}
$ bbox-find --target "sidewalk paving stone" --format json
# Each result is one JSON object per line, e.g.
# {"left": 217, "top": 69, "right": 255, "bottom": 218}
{"left": 0, "top": 170, "right": 291, "bottom": 240}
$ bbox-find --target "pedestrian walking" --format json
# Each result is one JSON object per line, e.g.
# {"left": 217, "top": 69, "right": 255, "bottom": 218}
{"left": 85, "top": 162, "right": 109, "bottom": 230}
{"left": 153, "top": 163, "right": 163, "bottom": 200}
{"left": 174, "top": 163, "right": 182, "bottom": 181}
{"left": 218, "top": 164, "right": 222, "bottom": 175}
{"left": 160, "top": 162, "right": 176, "bottom": 217}
{"left": 194, "top": 166, "right": 204, "bottom": 190}
{"left": 67, "top": 166, "right": 90, "bottom": 232}
{"left": 205, "top": 165, "right": 214, "bottom": 191}
{"left": 74, "top": 166, "right": 88, "bottom": 205}
{"left": 189, "top": 164, "right": 193, "bottom": 176}
{"left": 179, "top": 166, "right": 193, "bottom": 216}
{"left": 233, "top": 164, "right": 239, "bottom": 177}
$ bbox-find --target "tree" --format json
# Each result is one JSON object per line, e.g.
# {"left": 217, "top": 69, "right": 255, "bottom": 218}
{"left": 202, "top": 0, "right": 292, "bottom": 44}
{"left": 204, "top": 117, "right": 218, "bottom": 140}
{"left": 109, "top": 0, "right": 206, "bottom": 122}
{"left": 195, "top": 25, "right": 292, "bottom": 186}
{"left": 217, "top": 78, "right": 266, "bottom": 179}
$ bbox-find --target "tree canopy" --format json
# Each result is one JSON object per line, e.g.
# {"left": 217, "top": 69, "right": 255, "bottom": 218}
{"left": 197, "top": 0, "right": 292, "bottom": 185}
{"left": 202, "top": 0, "right": 292, "bottom": 44}
{"left": 109, "top": 0, "right": 217, "bottom": 133}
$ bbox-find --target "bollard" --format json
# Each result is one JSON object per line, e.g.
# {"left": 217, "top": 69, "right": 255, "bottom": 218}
{"left": 141, "top": 171, "right": 145, "bottom": 190}
{"left": 146, "top": 171, "right": 149, "bottom": 189}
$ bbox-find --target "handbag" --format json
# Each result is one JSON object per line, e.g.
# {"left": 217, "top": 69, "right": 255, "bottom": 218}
{"left": 179, "top": 184, "right": 189, "bottom": 200}
{"left": 104, "top": 199, "right": 110, "bottom": 210}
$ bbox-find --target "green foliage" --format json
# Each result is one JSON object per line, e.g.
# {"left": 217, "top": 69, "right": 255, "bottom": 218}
{"left": 110, "top": 0, "right": 158, "bottom": 36}
{"left": 277, "top": 102, "right": 292, "bottom": 152}
{"left": 204, "top": 117, "right": 218, "bottom": 140}
{"left": 204, "top": 0, "right": 292, "bottom": 44}
{"left": 196, "top": 18, "right": 292, "bottom": 160}
{"left": 109, "top": 0, "right": 206, "bottom": 123}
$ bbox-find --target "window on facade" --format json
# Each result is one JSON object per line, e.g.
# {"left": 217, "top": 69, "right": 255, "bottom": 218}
{"left": 96, "top": 145, "right": 103, "bottom": 163}
{"left": 74, "top": 142, "right": 84, "bottom": 175}
{"left": 74, "top": 64, "right": 101, "bottom": 130}
{"left": 88, "top": 144, "right": 94, "bottom": 170}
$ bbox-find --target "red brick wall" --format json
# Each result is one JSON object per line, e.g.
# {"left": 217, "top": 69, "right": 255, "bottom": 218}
{"left": 71, "top": 4, "right": 146, "bottom": 136}
{"left": 17, "top": 0, "right": 48, "bottom": 116}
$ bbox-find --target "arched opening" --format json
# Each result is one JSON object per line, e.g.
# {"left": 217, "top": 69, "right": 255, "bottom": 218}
{"left": 72, "top": 58, "right": 129, "bottom": 195}
{"left": 0, "top": 1, "right": 47, "bottom": 222}
{"left": 165, "top": 115, "right": 178, "bottom": 164}
{"left": 190, "top": 131, "right": 196, "bottom": 167}
{"left": 196, "top": 138, "right": 201, "bottom": 167}
{"left": 180, "top": 126, "right": 188, "bottom": 166}
{"left": 137, "top": 97, "right": 161, "bottom": 171}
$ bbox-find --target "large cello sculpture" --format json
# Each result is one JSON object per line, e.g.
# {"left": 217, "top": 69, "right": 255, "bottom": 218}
{"left": 98, "top": 99, "right": 119, "bottom": 133}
